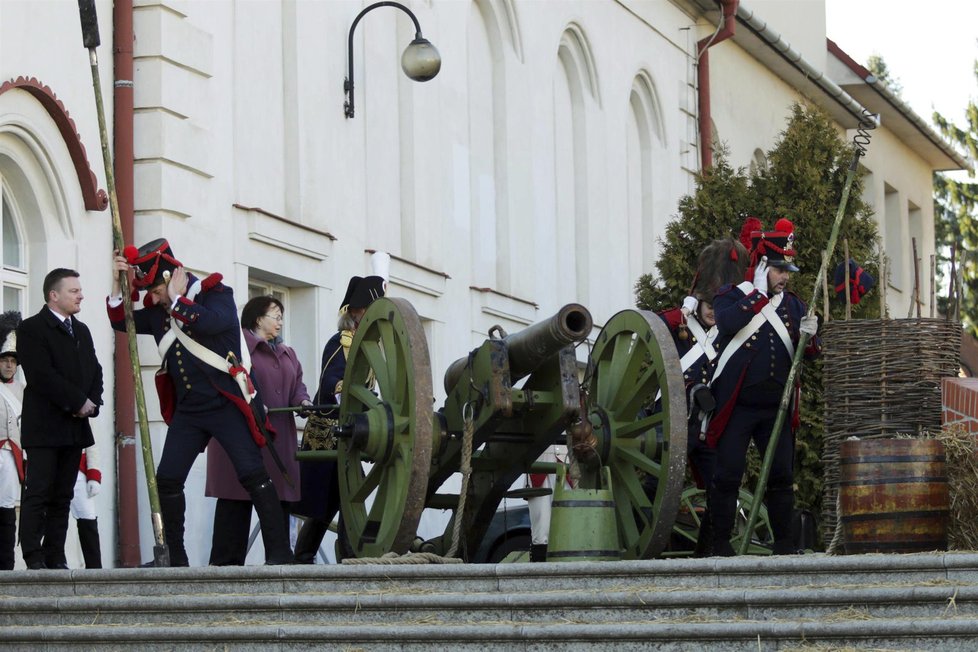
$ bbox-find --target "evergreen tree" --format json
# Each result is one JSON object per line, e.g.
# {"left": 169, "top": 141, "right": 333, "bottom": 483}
{"left": 635, "top": 103, "right": 881, "bottom": 531}
{"left": 932, "top": 60, "right": 978, "bottom": 336}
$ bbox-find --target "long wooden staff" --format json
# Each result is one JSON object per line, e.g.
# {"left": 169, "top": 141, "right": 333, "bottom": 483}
{"left": 738, "top": 110, "right": 877, "bottom": 554}
{"left": 77, "top": 0, "right": 169, "bottom": 566}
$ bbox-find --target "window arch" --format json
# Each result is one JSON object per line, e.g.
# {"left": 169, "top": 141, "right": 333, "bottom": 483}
{"left": 1, "top": 84, "right": 93, "bottom": 311}
{"left": 552, "top": 23, "right": 599, "bottom": 304}
{"left": 627, "top": 71, "right": 665, "bottom": 276}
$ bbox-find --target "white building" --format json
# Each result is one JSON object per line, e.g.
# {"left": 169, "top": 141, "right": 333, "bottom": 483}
{"left": 0, "top": 0, "right": 965, "bottom": 567}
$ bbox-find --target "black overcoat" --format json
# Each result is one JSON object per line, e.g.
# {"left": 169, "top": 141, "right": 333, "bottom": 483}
{"left": 17, "top": 307, "right": 103, "bottom": 448}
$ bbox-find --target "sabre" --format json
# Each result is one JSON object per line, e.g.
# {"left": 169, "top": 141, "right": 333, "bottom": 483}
{"left": 77, "top": 0, "right": 169, "bottom": 567}
{"left": 738, "top": 109, "right": 878, "bottom": 555}
{"left": 225, "top": 352, "right": 296, "bottom": 489}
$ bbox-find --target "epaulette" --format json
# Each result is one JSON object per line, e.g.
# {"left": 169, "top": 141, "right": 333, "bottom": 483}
{"left": 200, "top": 273, "right": 224, "bottom": 292}
{"left": 657, "top": 307, "right": 683, "bottom": 331}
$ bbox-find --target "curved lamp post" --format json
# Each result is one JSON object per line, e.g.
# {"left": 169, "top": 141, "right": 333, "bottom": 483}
{"left": 344, "top": 1, "right": 441, "bottom": 118}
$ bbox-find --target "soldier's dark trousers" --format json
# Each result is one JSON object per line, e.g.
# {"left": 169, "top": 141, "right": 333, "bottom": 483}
{"left": 0, "top": 507, "right": 15, "bottom": 570}
{"left": 157, "top": 402, "right": 294, "bottom": 566}
{"left": 709, "top": 400, "right": 794, "bottom": 556}
{"left": 77, "top": 518, "right": 102, "bottom": 569}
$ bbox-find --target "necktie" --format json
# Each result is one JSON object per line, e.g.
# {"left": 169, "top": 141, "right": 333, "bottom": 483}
{"left": 64, "top": 317, "right": 74, "bottom": 338}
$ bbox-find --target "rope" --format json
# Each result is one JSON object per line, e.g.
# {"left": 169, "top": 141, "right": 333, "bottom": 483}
{"left": 446, "top": 401, "right": 476, "bottom": 559}
{"left": 341, "top": 552, "right": 462, "bottom": 565}
{"left": 826, "top": 486, "right": 844, "bottom": 555}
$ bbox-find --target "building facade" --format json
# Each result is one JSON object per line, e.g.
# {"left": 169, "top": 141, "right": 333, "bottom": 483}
{"left": 0, "top": 0, "right": 963, "bottom": 567}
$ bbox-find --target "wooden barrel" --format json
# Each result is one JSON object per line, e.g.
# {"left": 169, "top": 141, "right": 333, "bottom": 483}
{"left": 839, "top": 439, "right": 949, "bottom": 554}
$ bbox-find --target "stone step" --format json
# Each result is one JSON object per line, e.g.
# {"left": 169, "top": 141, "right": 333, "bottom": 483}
{"left": 3, "top": 619, "right": 978, "bottom": 651}
{"left": 2, "top": 553, "right": 976, "bottom": 598}
{"left": 0, "top": 583, "right": 975, "bottom": 627}
{"left": 4, "top": 553, "right": 978, "bottom": 650}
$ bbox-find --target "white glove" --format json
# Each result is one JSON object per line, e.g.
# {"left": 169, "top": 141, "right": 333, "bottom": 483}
{"left": 681, "top": 295, "right": 698, "bottom": 315}
{"left": 753, "top": 257, "right": 769, "bottom": 295}
{"left": 800, "top": 315, "right": 819, "bottom": 336}
{"left": 86, "top": 480, "right": 101, "bottom": 498}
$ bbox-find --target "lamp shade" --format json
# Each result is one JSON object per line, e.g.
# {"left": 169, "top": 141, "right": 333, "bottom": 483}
{"left": 401, "top": 37, "right": 441, "bottom": 81}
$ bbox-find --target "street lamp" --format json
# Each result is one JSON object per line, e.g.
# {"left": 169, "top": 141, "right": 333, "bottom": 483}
{"left": 344, "top": 1, "right": 442, "bottom": 119}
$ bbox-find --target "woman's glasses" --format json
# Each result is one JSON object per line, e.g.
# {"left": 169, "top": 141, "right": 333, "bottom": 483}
{"left": 263, "top": 314, "right": 283, "bottom": 322}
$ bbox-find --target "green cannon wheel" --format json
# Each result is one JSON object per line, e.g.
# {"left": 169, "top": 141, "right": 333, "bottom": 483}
{"left": 588, "top": 309, "right": 687, "bottom": 559}
{"left": 665, "top": 486, "right": 773, "bottom": 556}
{"left": 336, "top": 297, "right": 434, "bottom": 558}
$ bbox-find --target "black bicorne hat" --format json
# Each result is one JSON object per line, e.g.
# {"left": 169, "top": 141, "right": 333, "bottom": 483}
{"left": 340, "top": 276, "right": 386, "bottom": 311}
{"left": 124, "top": 238, "right": 183, "bottom": 289}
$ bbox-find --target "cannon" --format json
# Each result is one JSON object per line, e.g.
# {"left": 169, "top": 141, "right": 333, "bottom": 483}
{"left": 301, "top": 298, "right": 698, "bottom": 560}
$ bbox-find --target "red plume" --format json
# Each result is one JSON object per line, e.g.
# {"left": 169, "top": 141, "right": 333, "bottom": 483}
{"left": 123, "top": 245, "right": 139, "bottom": 263}
{"left": 740, "top": 216, "right": 762, "bottom": 251}
{"left": 774, "top": 218, "right": 794, "bottom": 234}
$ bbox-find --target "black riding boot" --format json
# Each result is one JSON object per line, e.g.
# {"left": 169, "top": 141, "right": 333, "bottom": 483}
{"left": 294, "top": 518, "right": 329, "bottom": 564}
{"left": 708, "top": 482, "right": 739, "bottom": 557}
{"left": 208, "top": 499, "right": 251, "bottom": 566}
{"left": 157, "top": 479, "right": 189, "bottom": 567}
{"left": 766, "top": 486, "right": 797, "bottom": 555}
{"left": 693, "top": 510, "right": 714, "bottom": 558}
{"left": 241, "top": 471, "right": 294, "bottom": 565}
{"left": 0, "top": 507, "right": 15, "bottom": 570}
{"left": 77, "top": 518, "right": 102, "bottom": 569}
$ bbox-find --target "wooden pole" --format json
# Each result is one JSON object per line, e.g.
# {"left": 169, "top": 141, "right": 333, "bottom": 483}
{"left": 843, "top": 239, "right": 852, "bottom": 320}
{"left": 930, "top": 254, "right": 936, "bottom": 318}
{"left": 79, "top": 0, "right": 169, "bottom": 566}
{"left": 909, "top": 237, "right": 921, "bottom": 319}
{"left": 822, "top": 249, "right": 830, "bottom": 321}
{"left": 880, "top": 255, "right": 887, "bottom": 319}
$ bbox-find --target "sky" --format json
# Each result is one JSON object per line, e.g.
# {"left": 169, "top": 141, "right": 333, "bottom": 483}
{"left": 825, "top": 0, "right": 978, "bottom": 130}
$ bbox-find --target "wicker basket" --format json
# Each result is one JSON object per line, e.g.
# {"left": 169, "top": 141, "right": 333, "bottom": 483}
{"left": 821, "top": 318, "right": 961, "bottom": 548}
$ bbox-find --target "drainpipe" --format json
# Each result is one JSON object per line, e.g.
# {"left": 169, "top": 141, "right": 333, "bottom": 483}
{"left": 113, "top": 0, "right": 140, "bottom": 568}
{"left": 697, "top": 0, "right": 738, "bottom": 170}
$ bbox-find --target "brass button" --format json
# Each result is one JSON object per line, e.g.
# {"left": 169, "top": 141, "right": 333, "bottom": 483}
{"left": 185, "top": 384, "right": 192, "bottom": 389}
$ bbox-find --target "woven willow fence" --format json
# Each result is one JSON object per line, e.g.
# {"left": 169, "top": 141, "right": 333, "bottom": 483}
{"left": 820, "top": 318, "right": 962, "bottom": 547}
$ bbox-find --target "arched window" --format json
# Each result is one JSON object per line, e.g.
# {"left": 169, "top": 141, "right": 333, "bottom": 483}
{"left": 467, "top": 4, "right": 499, "bottom": 289}
{"left": 0, "top": 187, "right": 27, "bottom": 311}
{"left": 627, "top": 72, "right": 665, "bottom": 279}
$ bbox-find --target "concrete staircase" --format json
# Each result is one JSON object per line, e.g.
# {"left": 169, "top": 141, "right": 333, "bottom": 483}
{"left": 2, "top": 553, "right": 978, "bottom": 650}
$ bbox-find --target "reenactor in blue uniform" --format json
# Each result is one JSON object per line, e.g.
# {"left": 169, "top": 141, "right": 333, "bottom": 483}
{"left": 705, "top": 218, "right": 820, "bottom": 556}
{"left": 657, "top": 237, "right": 747, "bottom": 556}
{"left": 107, "top": 240, "right": 293, "bottom": 566}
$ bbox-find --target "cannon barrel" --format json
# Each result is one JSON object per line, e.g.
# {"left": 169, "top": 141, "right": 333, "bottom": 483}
{"left": 444, "top": 303, "right": 593, "bottom": 393}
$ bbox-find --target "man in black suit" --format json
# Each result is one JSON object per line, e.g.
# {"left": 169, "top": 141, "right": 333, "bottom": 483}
{"left": 17, "top": 269, "right": 103, "bottom": 569}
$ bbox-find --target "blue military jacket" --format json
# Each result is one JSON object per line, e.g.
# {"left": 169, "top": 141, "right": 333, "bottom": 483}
{"left": 107, "top": 273, "right": 241, "bottom": 412}
{"left": 705, "top": 281, "right": 819, "bottom": 445}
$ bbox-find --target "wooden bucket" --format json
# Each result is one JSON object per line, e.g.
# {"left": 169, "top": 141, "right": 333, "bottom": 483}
{"left": 839, "top": 438, "right": 949, "bottom": 554}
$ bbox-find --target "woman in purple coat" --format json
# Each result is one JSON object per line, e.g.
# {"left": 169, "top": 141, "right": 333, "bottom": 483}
{"left": 205, "top": 296, "right": 312, "bottom": 565}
